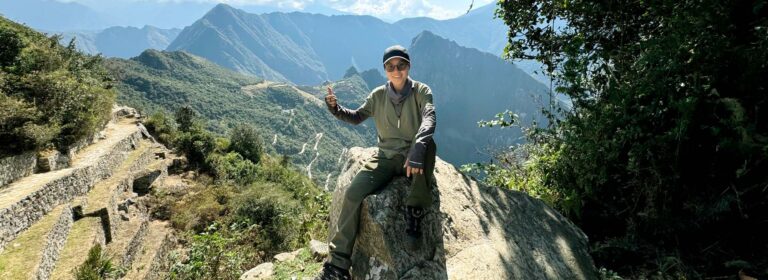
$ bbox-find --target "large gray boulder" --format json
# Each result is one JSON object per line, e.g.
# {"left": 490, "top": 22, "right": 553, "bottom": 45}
{"left": 329, "top": 147, "right": 597, "bottom": 279}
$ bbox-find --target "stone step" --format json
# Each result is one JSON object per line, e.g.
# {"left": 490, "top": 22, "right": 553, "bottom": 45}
{"left": 122, "top": 221, "right": 174, "bottom": 280}
{"left": 83, "top": 141, "right": 156, "bottom": 239}
{"left": 0, "top": 204, "right": 73, "bottom": 280}
{"left": 49, "top": 216, "right": 106, "bottom": 280}
{"left": 0, "top": 118, "right": 143, "bottom": 252}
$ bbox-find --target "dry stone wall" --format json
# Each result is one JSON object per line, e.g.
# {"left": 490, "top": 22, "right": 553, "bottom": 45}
{"left": 121, "top": 220, "right": 149, "bottom": 267}
{"left": 143, "top": 233, "right": 175, "bottom": 280}
{"left": 35, "top": 204, "right": 73, "bottom": 280}
{"left": 0, "top": 152, "right": 37, "bottom": 189}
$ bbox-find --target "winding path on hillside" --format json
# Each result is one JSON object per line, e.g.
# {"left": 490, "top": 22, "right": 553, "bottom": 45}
{"left": 242, "top": 81, "right": 347, "bottom": 182}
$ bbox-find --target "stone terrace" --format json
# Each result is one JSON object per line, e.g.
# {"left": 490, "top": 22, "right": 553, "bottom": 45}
{"left": 0, "top": 107, "right": 180, "bottom": 280}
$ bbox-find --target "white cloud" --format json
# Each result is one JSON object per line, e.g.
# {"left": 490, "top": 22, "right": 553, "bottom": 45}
{"left": 207, "top": 0, "right": 493, "bottom": 20}
{"left": 67, "top": 0, "right": 494, "bottom": 21}
{"left": 329, "top": 0, "right": 468, "bottom": 20}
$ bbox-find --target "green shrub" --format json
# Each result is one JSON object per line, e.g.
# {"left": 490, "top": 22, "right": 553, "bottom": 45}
{"left": 232, "top": 183, "right": 302, "bottom": 254}
{"left": 462, "top": 140, "right": 571, "bottom": 213}
{"left": 206, "top": 152, "right": 259, "bottom": 185}
{"left": 174, "top": 129, "right": 217, "bottom": 169}
{"left": 170, "top": 226, "right": 252, "bottom": 280}
{"left": 228, "top": 124, "right": 263, "bottom": 165}
{"left": 170, "top": 185, "right": 234, "bottom": 233}
{"left": 145, "top": 111, "right": 177, "bottom": 145}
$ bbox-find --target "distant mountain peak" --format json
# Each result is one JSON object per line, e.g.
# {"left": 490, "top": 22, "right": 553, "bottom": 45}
{"left": 411, "top": 30, "right": 457, "bottom": 50}
{"left": 211, "top": 3, "right": 236, "bottom": 12}
{"left": 343, "top": 66, "right": 359, "bottom": 78}
{"left": 204, "top": 3, "right": 243, "bottom": 20}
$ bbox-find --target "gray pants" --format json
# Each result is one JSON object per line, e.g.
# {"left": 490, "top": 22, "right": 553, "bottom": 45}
{"left": 329, "top": 141, "right": 436, "bottom": 269}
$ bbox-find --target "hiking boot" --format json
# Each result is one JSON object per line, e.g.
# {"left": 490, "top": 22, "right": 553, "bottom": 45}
{"left": 314, "top": 262, "right": 351, "bottom": 280}
{"left": 405, "top": 206, "right": 424, "bottom": 248}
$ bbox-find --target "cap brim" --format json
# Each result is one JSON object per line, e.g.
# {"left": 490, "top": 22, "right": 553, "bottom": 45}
{"left": 384, "top": 56, "right": 410, "bottom": 64}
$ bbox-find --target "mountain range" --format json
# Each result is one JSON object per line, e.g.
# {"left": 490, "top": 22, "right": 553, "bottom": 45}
{"left": 0, "top": 0, "right": 348, "bottom": 30}
{"left": 58, "top": 26, "right": 181, "bottom": 58}
{"left": 5, "top": 1, "right": 551, "bottom": 84}
{"left": 167, "top": 3, "right": 513, "bottom": 85}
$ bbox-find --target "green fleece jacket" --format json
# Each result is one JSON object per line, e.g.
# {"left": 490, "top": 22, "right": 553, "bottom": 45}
{"left": 326, "top": 78, "right": 436, "bottom": 168}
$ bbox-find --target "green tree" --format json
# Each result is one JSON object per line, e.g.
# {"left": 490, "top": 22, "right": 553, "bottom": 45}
{"left": 174, "top": 129, "right": 216, "bottom": 169}
{"left": 0, "top": 28, "right": 22, "bottom": 67}
{"left": 175, "top": 105, "right": 199, "bottom": 133}
{"left": 495, "top": 0, "right": 768, "bottom": 277}
{"left": 228, "top": 124, "right": 263, "bottom": 165}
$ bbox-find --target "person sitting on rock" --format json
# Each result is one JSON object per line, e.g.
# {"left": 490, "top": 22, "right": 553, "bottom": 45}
{"left": 316, "top": 45, "right": 437, "bottom": 279}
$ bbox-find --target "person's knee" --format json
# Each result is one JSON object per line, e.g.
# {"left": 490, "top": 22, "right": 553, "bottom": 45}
{"left": 344, "top": 181, "right": 368, "bottom": 203}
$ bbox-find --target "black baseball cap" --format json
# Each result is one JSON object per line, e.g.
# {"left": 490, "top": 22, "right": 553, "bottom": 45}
{"left": 383, "top": 45, "right": 410, "bottom": 65}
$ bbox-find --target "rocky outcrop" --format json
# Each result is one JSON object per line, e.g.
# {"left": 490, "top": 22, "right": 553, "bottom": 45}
{"left": 329, "top": 147, "right": 597, "bottom": 279}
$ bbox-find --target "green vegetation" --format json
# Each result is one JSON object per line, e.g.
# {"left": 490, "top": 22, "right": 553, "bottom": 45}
{"left": 482, "top": 1, "right": 768, "bottom": 278}
{"left": 144, "top": 107, "right": 329, "bottom": 280}
{"left": 169, "top": 228, "right": 249, "bottom": 280}
{"left": 74, "top": 244, "right": 124, "bottom": 280}
{"left": 0, "top": 16, "right": 115, "bottom": 155}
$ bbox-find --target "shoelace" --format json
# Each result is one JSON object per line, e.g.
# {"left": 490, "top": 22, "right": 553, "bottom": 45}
{"left": 406, "top": 207, "right": 424, "bottom": 235}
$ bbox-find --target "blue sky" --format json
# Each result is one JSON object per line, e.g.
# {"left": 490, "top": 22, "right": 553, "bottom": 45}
{"left": 64, "top": 0, "right": 496, "bottom": 21}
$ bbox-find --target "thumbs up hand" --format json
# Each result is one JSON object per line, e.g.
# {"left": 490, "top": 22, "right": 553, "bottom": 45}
{"left": 325, "top": 86, "right": 337, "bottom": 109}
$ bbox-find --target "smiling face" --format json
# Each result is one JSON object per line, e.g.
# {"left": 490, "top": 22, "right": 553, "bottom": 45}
{"left": 384, "top": 57, "right": 410, "bottom": 91}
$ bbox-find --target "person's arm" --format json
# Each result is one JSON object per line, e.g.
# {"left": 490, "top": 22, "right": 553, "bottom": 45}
{"left": 407, "top": 86, "right": 435, "bottom": 169}
{"left": 325, "top": 86, "right": 374, "bottom": 125}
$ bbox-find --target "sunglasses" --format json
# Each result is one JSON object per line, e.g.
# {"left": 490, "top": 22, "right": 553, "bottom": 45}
{"left": 384, "top": 62, "right": 409, "bottom": 72}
